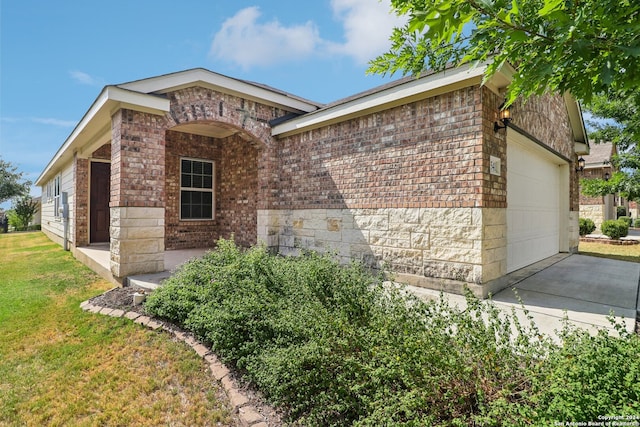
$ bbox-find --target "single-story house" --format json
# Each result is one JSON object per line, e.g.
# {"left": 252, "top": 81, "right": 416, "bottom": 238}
{"left": 578, "top": 142, "right": 617, "bottom": 230}
{"left": 36, "top": 63, "right": 589, "bottom": 297}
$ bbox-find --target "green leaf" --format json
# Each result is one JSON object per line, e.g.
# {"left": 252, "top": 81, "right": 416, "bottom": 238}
{"left": 619, "top": 46, "right": 640, "bottom": 57}
{"left": 509, "top": 30, "right": 528, "bottom": 42}
{"left": 538, "top": 0, "right": 564, "bottom": 17}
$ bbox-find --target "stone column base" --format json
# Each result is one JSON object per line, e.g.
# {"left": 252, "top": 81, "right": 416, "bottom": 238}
{"left": 110, "top": 207, "right": 165, "bottom": 278}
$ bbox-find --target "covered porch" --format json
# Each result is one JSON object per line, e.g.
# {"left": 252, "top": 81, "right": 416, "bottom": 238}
{"left": 75, "top": 245, "right": 211, "bottom": 289}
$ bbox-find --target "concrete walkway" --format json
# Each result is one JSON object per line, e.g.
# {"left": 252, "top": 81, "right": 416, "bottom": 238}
{"left": 127, "top": 248, "right": 211, "bottom": 289}
{"left": 74, "top": 245, "right": 211, "bottom": 288}
{"left": 408, "top": 254, "right": 640, "bottom": 337}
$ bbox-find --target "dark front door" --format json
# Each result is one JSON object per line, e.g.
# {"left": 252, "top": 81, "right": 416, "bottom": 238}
{"left": 90, "top": 162, "right": 111, "bottom": 243}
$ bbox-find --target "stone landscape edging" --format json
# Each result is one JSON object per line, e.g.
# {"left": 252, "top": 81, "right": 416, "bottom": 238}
{"left": 79, "top": 298, "right": 269, "bottom": 427}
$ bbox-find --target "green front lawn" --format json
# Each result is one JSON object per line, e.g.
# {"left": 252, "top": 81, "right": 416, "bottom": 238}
{"left": 579, "top": 240, "right": 640, "bottom": 263}
{"left": 0, "top": 232, "right": 232, "bottom": 426}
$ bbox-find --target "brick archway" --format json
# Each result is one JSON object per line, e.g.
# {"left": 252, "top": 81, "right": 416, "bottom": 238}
{"left": 164, "top": 127, "right": 262, "bottom": 249}
{"left": 159, "top": 87, "right": 289, "bottom": 250}
{"left": 109, "top": 86, "right": 287, "bottom": 277}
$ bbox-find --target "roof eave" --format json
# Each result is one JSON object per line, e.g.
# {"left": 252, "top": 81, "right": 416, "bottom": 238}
{"left": 35, "top": 86, "right": 169, "bottom": 186}
{"left": 272, "top": 61, "right": 498, "bottom": 137}
{"left": 563, "top": 92, "right": 590, "bottom": 155}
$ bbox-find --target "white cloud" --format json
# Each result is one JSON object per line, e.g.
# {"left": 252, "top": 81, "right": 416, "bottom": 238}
{"left": 209, "top": 7, "right": 322, "bottom": 69}
{"left": 328, "top": 0, "right": 405, "bottom": 64}
{"left": 31, "top": 117, "right": 76, "bottom": 127}
{"left": 209, "top": 2, "right": 404, "bottom": 69}
{"left": 0, "top": 117, "right": 74, "bottom": 127}
{"left": 70, "top": 70, "right": 101, "bottom": 86}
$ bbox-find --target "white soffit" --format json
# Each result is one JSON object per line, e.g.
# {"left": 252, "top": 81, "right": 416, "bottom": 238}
{"left": 36, "top": 86, "right": 170, "bottom": 185}
{"left": 272, "top": 62, "right": 505, "bottom": 137}
{"left": 563, "top": 92, "right": 589, "bottom": 155}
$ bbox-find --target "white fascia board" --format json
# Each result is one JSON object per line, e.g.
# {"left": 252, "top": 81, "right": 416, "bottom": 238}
{"left": 118, "top": 68, "right": 319, "bottom": 114}
{"left": 36, "top": 86, "right": 169, "bottom": 186}
{"left": 272, "top": 63, "right": 489, "bottom": 137}
{"left": 106, "top": 86, "right": 170, "bottom": 115}
{"left": 563, "top": 92, "right": 589, "bottom": 154}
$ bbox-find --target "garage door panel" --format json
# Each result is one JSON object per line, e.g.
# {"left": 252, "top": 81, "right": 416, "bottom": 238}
{"left": 507, "top": 138, "right": 561, "bottom": 273}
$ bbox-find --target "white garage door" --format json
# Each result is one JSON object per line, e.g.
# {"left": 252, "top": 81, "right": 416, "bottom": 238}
{"left": 507, "top": 136, "right": 561, "bottom": 273}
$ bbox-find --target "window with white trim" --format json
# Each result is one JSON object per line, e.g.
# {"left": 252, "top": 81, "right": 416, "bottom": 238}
{"left": 45, "top": 181, "right": 52, "bottom": 201}
{"left": 53, "top": 175, "right": 61, "bottom": 218}
{"left": 180, "top": 158, "right": 214, "bottom": 220}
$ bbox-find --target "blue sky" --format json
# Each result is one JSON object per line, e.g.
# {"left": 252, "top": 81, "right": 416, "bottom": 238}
{"left": 0, "top": 0, "right": 406, "bottom": 208}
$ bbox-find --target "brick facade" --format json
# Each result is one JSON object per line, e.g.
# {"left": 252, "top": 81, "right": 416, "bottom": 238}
{"left": 275, "top": 86, "right": 485, "bottom": 210}
{"left": 110, "top": 109, "right": 167, "bottom": 208}
{"left": 165, "top": 130, "right": 259, "bottom": 249}
{"left": 40, "top": 68, "right": 583, "bottom": 287}
{"left": 579, "top": 168, "right": 606, "bottom": 205}
{"left": 507, "top": 91, "right": 580, "bottom": 212}
{"left": 73, "top": 155, "right": 89, "bottom": 246}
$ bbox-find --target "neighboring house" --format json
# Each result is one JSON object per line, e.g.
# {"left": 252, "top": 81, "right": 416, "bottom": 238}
{"left": 578, "top": 142, "right": 616, "bottom": 230}
{"left": 630, "top": 201, "right": 639, "bottom": 221}
{"left": 35, "top": 64, "right": 588, "bottom": 297}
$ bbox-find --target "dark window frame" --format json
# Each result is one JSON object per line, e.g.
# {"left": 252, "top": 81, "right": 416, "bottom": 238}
{"left": 180, "top": 158, "right": 215, "bottom": 220}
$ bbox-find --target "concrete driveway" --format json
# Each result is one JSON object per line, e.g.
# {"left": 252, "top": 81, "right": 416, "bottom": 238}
{"left": 409, "top": 254, "right": 640, "bottom": 337}
{"left": 492, "top": 254, "right": 639, "bottom": 336}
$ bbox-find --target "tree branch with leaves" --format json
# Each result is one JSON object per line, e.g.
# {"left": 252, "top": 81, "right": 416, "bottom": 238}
{"left": 0, "top": 157, "right": 32, "bottom": 204}
{"left": 368, "top": 0, "right": 640, "bottom": 106}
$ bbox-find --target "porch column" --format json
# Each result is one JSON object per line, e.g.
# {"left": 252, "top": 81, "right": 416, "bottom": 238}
{"left": 110, "top": 109, "right": 166, "bottom": 278}
{"left": 73, "top": 155, "right": 89, "bottom": 247}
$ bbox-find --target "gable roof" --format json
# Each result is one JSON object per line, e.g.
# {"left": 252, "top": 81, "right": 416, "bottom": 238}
{"left": 36, "top": 68, "right": 321, "bottom": 186}
{"left": 116, "top": 68, "right": 322, "bottom": 113}
{"left": 583, "top": 142, "right": 615, "bottom": 168}
{"left": 36, "top": 65, "right": 589, "bottom": 186}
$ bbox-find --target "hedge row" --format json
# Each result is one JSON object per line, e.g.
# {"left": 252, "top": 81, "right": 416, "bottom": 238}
{"left": 145, "top": 239, "right": 640, "bottom": 426}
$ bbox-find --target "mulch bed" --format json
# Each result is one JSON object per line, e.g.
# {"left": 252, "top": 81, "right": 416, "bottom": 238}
{"left": 88, "top": 284, "right": 153, "bottom": 312}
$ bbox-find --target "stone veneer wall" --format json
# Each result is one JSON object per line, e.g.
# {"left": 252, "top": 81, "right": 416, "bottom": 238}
{"left": 261, "top": 87, "right": 580, "bottom": 293}
{"left": 110, "top": 207, "right": 165, "bottom": 277}
{"left": 165, "top": 130, "right": 259, "bottom": 249}
{"left": 267, "top": 87, "right": 503, "bottom": 293}
{"left": 580, "top": 205, "right": 605, "bottom": 230}
{"left": 258, "top": 207, "right": 506, "bottom": 296}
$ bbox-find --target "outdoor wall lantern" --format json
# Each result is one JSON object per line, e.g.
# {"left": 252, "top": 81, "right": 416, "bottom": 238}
{"left": 575, "top": 157, "right": 585, "bottom": 172}
{"left": 493, "top": 101, "right": 512, "bottom": 132}
{"left": 604, "top": 171, "right": 610, "bottom": 181}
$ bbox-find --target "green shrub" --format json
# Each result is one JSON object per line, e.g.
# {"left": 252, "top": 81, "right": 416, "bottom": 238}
{"left": 145, "top": 239, "right": 640, "bottom": 426}
{"left": 578, "top": 218, "right": 596, "bottom": 236}
{"left": 618, "top": 216, "right": 632, "bottom": 228}
{"left": 601, "top": 219, "right": 629, "bottom": 239}
{"left": 528, "top": 322, "right": 640, "bottom": 421}
{"left": 635, "top": 218, "right": 640, "bottom": 228}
